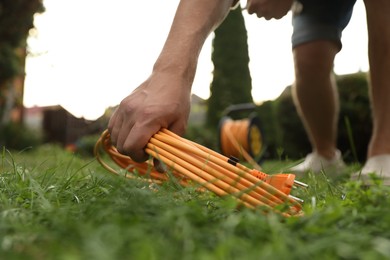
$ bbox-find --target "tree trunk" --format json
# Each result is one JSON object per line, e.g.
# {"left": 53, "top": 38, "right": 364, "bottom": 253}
{"left": 0, "top": 46, "right": 26, "bottom": 126}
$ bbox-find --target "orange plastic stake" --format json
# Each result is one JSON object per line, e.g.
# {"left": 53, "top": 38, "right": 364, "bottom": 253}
{"left": 94, "top": 129, "right": 307, "bottom": 217}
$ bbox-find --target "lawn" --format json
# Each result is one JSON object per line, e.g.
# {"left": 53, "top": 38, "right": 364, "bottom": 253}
{"left": 1, "top": 144, "right": 390, "bottom": 260}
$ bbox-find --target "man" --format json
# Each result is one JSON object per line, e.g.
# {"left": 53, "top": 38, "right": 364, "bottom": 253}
{"left": 108, "top": 0, "right": 390, "bottom": 185}
{"left": 287, "top": 0, "right": 390, "bottom": 186}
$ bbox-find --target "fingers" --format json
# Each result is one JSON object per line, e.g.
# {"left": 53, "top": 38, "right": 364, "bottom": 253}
{"left": 246, "top": 0, "right": 259, "bottom": 15}
{"left": 122, "top": 123, "right": 160, "bottom": 162}
{"left": 153, "top": 158, "right": 167, "bottom": 173}
{"left": 107, "top": 73, "right": 191, "bottom": 163}
{"left": 107, "top": 109, "right": 121, "bottom": 147}
{"left": 110, "top": 119, "right": 157, "bottom": 162}
{"left": 247, "top": 2, "right": 269, "bottom": 19}
{"left": 108, "top": 104, "right": 180, "bottom": 163}
{"left": 246, "top": 0, "right": 292, "bottom": 20}
{"left": 108, "top": 107, "right": 149, "bottom": 162}
{"left": 168, "top": 119, "right": 187, "bottom": 138}
{"left": 108, "top": 115, "right": 187, "bottom": 163}
{"left": 247, "top": 6, "right": 269, "bottom": 19}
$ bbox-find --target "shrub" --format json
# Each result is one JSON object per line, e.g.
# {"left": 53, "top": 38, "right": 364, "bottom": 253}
{"left": 72, "top": 134, "right": 102, "bottom": 157}
{"left": 265, "top": 72, "right": 371, "bottom": 162}
{"left": 337, "top": 72, "right": 371, "bottom": 162}
{"left": 0, "top": 122, "right": 42, "bottom": 150}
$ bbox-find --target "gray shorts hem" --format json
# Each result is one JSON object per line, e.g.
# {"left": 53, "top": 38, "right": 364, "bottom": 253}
{"left": 292, "top": 24, "right": 342, "bottom": 49}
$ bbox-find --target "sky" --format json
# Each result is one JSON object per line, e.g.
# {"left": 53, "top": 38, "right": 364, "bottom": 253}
{"left": 24, "top": 0, "right": 369, "bottom": 120}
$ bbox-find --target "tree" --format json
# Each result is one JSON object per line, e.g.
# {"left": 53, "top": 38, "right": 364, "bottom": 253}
{"left": 206, "top": 8, "right": 253, "bottom": 128}
{"left": 0, "top": 0, "right": 44, "bottom": 125}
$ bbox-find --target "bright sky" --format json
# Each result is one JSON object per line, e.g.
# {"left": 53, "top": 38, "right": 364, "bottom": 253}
{"left": 24, "top": 0, "right": 368, "bottom": 120}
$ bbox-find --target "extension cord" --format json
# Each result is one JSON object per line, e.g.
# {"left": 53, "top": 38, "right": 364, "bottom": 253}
{"left": 95, "top": 129, "right": 307, "bottom": 216}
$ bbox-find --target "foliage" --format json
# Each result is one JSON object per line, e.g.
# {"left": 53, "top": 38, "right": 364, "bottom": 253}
{"left": 73, "top": 134, "right": 103, "bottom": 157}
{"left": 337, "top": 73, "right": 372, "bottom": 162}
{"left": 0, "top": 44, "right": 21, "bottom": 82}
{"left": 0, "top": 0, "right": 44, "bottom": 84}
{"left": 0, "top": 146, "right": 390, "bottom": 259}
{"left": 256, "top": 72, "right": 371, "bottom": 162}
{"left": 274, "top": 86, "right": 311, "bottom": 160}
{"left": 0, "top": 0, "right": 44, "bottom": 126}
{"left": 254, "top": 100, "right": 284, "bottom": 159}
{"left": 0, "top": 0, "right": 44, "bottom": 46}
{"left": 207, "top": 8, "right": 253, "bottom": 129}
{"left": 0, "top": 122, "right": 42, "bottom": 150}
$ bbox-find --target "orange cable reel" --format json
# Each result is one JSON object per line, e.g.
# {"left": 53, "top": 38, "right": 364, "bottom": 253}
{"left": 218, "top": 103, "right": 265, "bottom": 167}
{"left": 218, "top": 103, "right": 307, "bottom": 197}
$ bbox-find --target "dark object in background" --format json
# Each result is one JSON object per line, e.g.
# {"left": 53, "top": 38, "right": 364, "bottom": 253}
{"left": 257, "top": 72, "right": 371, "bottom": 163}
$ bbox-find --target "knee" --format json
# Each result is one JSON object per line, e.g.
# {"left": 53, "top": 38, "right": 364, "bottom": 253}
{"left": 293, "top": 41, "right": 339, "bottom": 82}
{"left": 294, "top": 58, "right": 332, "bottom": 87}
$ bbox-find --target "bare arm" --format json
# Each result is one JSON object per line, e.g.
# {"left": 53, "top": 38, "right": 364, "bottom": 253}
{"left": 108, "top": 0, "right": 234, "bottom": 162}
{"left": 155, "top": 0, "right": 234, "bottom": 82}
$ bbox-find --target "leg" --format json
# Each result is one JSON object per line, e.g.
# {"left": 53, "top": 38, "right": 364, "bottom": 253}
{"left": 288, "top": 0, "right": 356, "bottom": 174}
{"left": 351, "top": 0, "right": 390, "bottom": 184}
{"left": 292, "top": 40, "right": 340, "bottom": 160}
{"left": 364, "top": 0, "right": 390, "bottom": 158}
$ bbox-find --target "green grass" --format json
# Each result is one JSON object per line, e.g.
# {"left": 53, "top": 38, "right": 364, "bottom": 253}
{"left": 1, "top": 145, "right": 390, "bottom": 260}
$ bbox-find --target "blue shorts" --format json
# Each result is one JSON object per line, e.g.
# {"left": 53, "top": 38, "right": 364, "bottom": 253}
{"left": 292, "top": 0, "right": 357, "bottom": 49}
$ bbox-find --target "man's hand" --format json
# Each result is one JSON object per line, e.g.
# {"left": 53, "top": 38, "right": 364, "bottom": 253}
{"left": 107, "top": 0, "right": 234, "bottom": 162}
{"left": 108, "top": 71, "right": 191, "bottom": 162}
{"left": 246, "top": 0, "right": 294, "bottom": 20}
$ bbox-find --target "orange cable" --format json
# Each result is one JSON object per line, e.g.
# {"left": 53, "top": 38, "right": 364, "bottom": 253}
{"left": 155, "top": 130, "right": 302, "bottom": 210}
{"left": 157, "top": 129, "right": 301, "bottom": 204}
{"left": 94, "top": 129, "right": 305, "bottom": 216}
{"left": 148, "top": 137, "right": 281, "bottom": 208}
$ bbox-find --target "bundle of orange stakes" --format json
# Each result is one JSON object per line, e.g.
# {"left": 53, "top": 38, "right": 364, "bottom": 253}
{"left": 94, "top": 129, "right": 307, "bottom": 217}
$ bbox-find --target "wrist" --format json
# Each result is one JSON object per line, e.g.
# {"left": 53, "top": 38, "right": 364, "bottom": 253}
{"left": 153, "top": 54, "right": 197, "bottom": 85}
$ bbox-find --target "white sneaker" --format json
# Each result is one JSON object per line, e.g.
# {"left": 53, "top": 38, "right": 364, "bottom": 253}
{"left": 289, "top": 150, "right": 346, "bottom": 174}
{"left": 351, "top": 154, "right": 390, "bottom": 186}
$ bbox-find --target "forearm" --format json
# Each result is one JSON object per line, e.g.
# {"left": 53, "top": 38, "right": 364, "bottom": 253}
{"left": 153, "top": 0, "right": 234, "bottom": 85}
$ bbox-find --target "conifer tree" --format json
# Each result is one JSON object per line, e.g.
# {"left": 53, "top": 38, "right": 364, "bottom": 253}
{"left": 206, "top": 8, "right": 253, "bottom": 128}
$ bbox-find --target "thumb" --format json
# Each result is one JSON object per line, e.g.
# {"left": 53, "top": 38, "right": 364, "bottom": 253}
{"left": 153, "top": 158, "right": 167, "bottom": 173}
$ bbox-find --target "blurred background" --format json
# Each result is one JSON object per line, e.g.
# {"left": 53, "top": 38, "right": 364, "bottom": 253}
{"left": 0, "top": 0, "right": 371, "bottom": 163}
